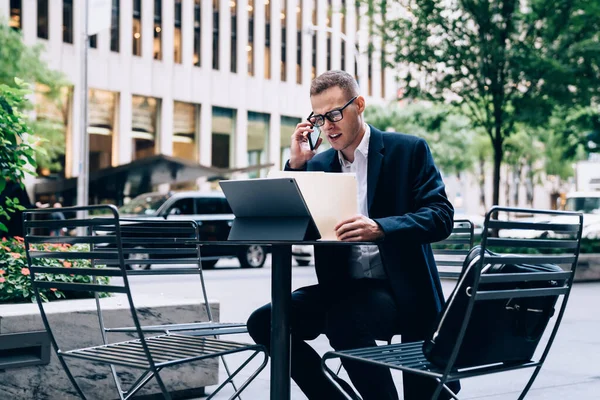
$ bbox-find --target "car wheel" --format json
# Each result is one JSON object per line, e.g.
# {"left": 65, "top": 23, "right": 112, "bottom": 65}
{"left": 296, "top": 259, "right": 311, "bottom": 267}
{"left": 127, "top": 246, "right": 151, "bottom": 270}
{"left": 239, "top": 245, "right": 266, "bottom": 268}
{"left": 201, "top": 260, "right": 218, "bottom": 269}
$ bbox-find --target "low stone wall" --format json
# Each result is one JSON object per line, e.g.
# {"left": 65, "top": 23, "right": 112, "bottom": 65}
{"left": 575, "top": 254, "right": 600, "bottom": 282}
{"left": 0, "top": 294, "right": 220, "bottom": 400}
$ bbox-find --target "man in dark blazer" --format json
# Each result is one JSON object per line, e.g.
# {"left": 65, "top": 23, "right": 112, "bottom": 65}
{"left": 246, "top": 70, "right": 455, "bottom": 400}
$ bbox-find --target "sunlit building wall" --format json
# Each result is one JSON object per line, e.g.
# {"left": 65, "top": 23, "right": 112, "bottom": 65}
{"left": 0, "top": 0, "right": 397, "bottom": 182}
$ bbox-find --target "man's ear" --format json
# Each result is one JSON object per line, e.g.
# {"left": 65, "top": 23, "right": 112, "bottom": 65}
{"left": 355, "top": 96, "right": 366, "bottom": 114}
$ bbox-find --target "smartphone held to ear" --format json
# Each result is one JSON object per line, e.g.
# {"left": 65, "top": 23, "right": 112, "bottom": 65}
{"left": 308, "top": 125, "right": 321, "bottom": 151}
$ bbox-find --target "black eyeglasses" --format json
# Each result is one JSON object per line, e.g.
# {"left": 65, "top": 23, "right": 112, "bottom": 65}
{"left": 307, "top": 96, "right": 358, "bottom": 127}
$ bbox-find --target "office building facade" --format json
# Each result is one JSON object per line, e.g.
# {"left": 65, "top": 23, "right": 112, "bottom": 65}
{"left": 1, "top": 0, "right": 397, "bottom": 186}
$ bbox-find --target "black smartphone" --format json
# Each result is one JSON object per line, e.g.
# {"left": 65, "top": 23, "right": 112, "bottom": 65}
{"left": 308, "top": 125, "right": 321, "bottom": 151}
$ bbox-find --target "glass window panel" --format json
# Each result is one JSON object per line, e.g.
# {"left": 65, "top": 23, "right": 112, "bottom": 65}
{"left": 10, "top": 0, "right": 22, "bottom": 30}
{"left": 173, "top": 102, "right": 198, "bottom": 161}
{"left": 133, "top": 0, "right": 142, "bottom": 56}
{"left": 154, "top": 0, "right": 163, "bottom": 60}
{"left": 174, "top": 0, "right": 182, "bottom": 63}
{"left": 111, "top": 0, "right": 120, "bottom": 52}
{"left": 63, "top": 0, "right": 73, "bottom": 43}
{"left": 211, "top": 107, "right": 236, "bottom": 168}
{"left": 132, "top": 95, "right": 159, "bottom": 160}
{"left": 37, "top": 0, "right": 48, "bottom": 39}
{"left": 194, "top": 0, "right": 201, "bottom": 66}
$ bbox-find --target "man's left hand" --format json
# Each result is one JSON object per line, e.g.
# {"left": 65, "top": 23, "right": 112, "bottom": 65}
{"left": 334, "top": 215, "right": 385, "bottom": 242}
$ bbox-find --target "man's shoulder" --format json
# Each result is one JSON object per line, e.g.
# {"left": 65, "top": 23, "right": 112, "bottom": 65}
{"left": 308, "top": 148, "right": 336, "bottom": 168}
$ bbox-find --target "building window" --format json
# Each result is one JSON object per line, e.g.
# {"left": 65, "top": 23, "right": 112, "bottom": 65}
{"left": 341, "top": 0, "right": 346, "bottom": 71}
{"left": 111, "top": 0, "right": 120, "bottom": 52}
{"left": 296, "top": 0, "right": 301, "bottom": 84}
{"left": 89, "top": 35, "right": 98, "bottom": 48}
{"left": 212, "top": 107, "right": 236, "bottom": 168}
{"left": 132, "top": 95, "right": 159, "bottom": 160}
{"left": 354, "top": 0, "right": 359, "bottom": 82}
{"left": 230, "top": 0, "right": 237, "bottom": 73}
{"left": 133, "top": 0, "right": 142, "bottom": 56}
{"left": 173, "top": 102, "right": 199, "bottom": 161}
{"left": 154, "top": 0, "right": 163, "bottom": 60}
{"left": 311, "top": 0, "right": 316, "bottom": 79}
{"left": 9, "top": 0, "right": 22, "bottom": 30}
{"left": 281, "top": 0, "right": 286, "bottom": 81}
{"left": 248, "top": 112, "right": 269, "bottom": 178}
{"left": 326, "top": 0, "right": 332, "bottom": 71}
{"left": 213, "top": 0, "right": 219, "bottom": 70}
{"left": 88, "top": 89, "right": 116, "bottom": 172}
{"left": 62, "top": 0, "right": 73, "bottom": 43}
{"left": 280, "top": 116, "right": 300, "bottom": 165}
{"left": 37, "top": 0, "right": 49, "bottom": 39}
{"left": 174, "top": 0, "right": 183, "bottom": 63}
{"left": 194, "top": 0, "right": 201, "bottom": 66}
{"left": 264, "top": 0, "right": 271, "bottom": 79}
{"left": 248, "top": 0, "right": 254, "bottom": 76}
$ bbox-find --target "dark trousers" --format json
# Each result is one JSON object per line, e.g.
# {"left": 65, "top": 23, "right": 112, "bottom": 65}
{"left": 247, "top": 279, "right": 401, "bottom": 400}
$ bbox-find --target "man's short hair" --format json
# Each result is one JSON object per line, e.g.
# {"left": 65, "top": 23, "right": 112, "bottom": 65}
{"left": 310, "top": 70, "right": 359, "bottom": 99}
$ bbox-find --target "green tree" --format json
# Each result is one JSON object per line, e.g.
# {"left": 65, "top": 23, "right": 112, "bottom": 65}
{"left": 0, "top": 81, "right": 44, "bottom": 233}
{"left": 382, "top": 0, "right": 600, "bottom": 206}
{"left": 364, "top": 103, "right": 477, "bottom": 178}
{"left": 0, "top": 21, "right": 69, "bottom": 173}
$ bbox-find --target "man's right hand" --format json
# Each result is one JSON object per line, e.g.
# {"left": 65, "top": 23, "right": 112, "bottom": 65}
{"left": 289, "top": 122, "right": 323, "bottom": 169}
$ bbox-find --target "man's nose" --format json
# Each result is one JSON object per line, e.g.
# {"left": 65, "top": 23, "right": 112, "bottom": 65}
{"left": 323, "top": 118, "right": 336, "bottom": 131}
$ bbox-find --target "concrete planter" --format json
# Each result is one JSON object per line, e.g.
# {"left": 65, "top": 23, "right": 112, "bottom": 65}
{"left": 0, "top": 294, "right": 220, "bottom": 400}
{"left": 575, "top": 254, "right": 600, "bottom": 282}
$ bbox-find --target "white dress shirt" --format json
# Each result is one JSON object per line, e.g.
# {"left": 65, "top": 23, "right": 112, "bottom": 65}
{"left": 338, "top": 124, "right": 387, "bottom": 280}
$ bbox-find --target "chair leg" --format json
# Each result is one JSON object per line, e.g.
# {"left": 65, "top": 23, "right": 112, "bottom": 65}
{"left": 221, "top": 354, "right": 242, "bottom": 400}
{"left": 58, "top": 355, "right": 89, "bottom": 400}
{"left": 321, "top": 356, "right": 362, "bottom": 400}
{"left": 207, "top": 349, "right": 269, "bottom": 400}
{"left": 518, "top": 365, "right": 543, "bottom": 400}
{"left": 122, "top": 370, "right": 156, "bottom": 400}
{"left": 152, "top": 367, "right": 173, "bottom": 400}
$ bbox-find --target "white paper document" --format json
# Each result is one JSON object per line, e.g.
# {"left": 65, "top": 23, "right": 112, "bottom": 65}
{"left": 268, "top": 171, "right": 358, "bottom": 241}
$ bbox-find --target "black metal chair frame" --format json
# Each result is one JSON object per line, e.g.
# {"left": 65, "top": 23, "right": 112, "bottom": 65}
{"left": 23, "top": 205, "right": 267, "bottom": 400}
{"left": 322, "top": 206, "right": 583, "bottom": 400}
{"left": 434, "top": 219, "right": 475, "bottom": 279}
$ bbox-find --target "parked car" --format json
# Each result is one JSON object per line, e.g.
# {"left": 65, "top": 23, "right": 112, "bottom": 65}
{"left": 117, "top": 191, "right": 268, "bottom": 270}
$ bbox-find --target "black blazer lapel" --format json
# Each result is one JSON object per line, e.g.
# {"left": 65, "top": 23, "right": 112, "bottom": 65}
{"left": 367, "top": 125, "right": 385, "bottom": 214}
{"left": 327, "top": 150, "right": 342, "bottom": 173}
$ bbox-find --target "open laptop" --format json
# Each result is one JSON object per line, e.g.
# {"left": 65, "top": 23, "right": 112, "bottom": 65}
{"left": 219, "top": 178, "right": 321, "bottom": 241}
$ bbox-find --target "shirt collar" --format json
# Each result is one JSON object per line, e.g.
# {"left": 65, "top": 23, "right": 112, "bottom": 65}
{"left": 338, "top": 124, "right": 370, "bottom": 167}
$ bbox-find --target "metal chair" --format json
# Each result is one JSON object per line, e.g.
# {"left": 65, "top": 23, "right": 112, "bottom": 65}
{"left": 333, "top": 219, "right": 475, "bottom": 377}
{"left": 23, "top": 205, "right": 267, "bottom": 400}
{"left": 322, "top": 206, "right": 583, "bottom": 400}
{"left": 433, "top": 219, "right": 475, "bottom": 280}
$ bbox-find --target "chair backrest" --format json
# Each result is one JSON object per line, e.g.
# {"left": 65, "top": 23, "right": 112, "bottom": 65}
{"left": 22, "top": 205, "right": 151, "bottom": 353}
{"left": 437, "top": 206, "right": 583, "bottom": 373}
{"left": 92, "top": 217, "right": 215, "bottom": 322}
{"left": 432, "top": 219, "right": 475, "bottom": 279}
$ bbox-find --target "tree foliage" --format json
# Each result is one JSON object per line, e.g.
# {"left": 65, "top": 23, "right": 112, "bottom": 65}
{"left": 0, "top": 81, "right": 44, "bottom": 232}
{"left": 381, "top": 0, "right": 600, "bottom": 205}
{"left": 365, "top": 102, "right": 478, "bottom": 177}
{"left": 0, "top": 22, "right": 69, "bottom": 173}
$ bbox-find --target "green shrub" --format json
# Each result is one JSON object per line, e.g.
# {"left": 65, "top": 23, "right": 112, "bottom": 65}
{"left": 0, "top": 236, "right": 110, "bottom": 304}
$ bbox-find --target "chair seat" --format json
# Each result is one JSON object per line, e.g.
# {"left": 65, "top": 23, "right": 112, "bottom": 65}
{"left": 62, "top": 334, "right": 263, "bottom": 369}
{"left": 106, "top": 321, "right": 249, "bottom": 336}
{"left": 325, "top": 341, "right": 541, "bottom": 382}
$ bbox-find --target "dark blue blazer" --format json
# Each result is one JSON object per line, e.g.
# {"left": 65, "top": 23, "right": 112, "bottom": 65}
{"left": 286, "top": 125, "right": 454, "bottom": 335}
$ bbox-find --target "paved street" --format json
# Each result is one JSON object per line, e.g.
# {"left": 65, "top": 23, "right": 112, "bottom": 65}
{"left": 128, "top": 257, "right": 600, "bottom": 399}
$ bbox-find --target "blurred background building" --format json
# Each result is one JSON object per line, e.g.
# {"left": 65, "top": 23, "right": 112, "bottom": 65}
{"left": 0, "top": 0, "right": 397, "bottom": 205}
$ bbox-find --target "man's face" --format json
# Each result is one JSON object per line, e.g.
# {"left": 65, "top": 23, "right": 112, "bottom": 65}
{"left": 309, "top": 86, "right": 365, "bottom": 154}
